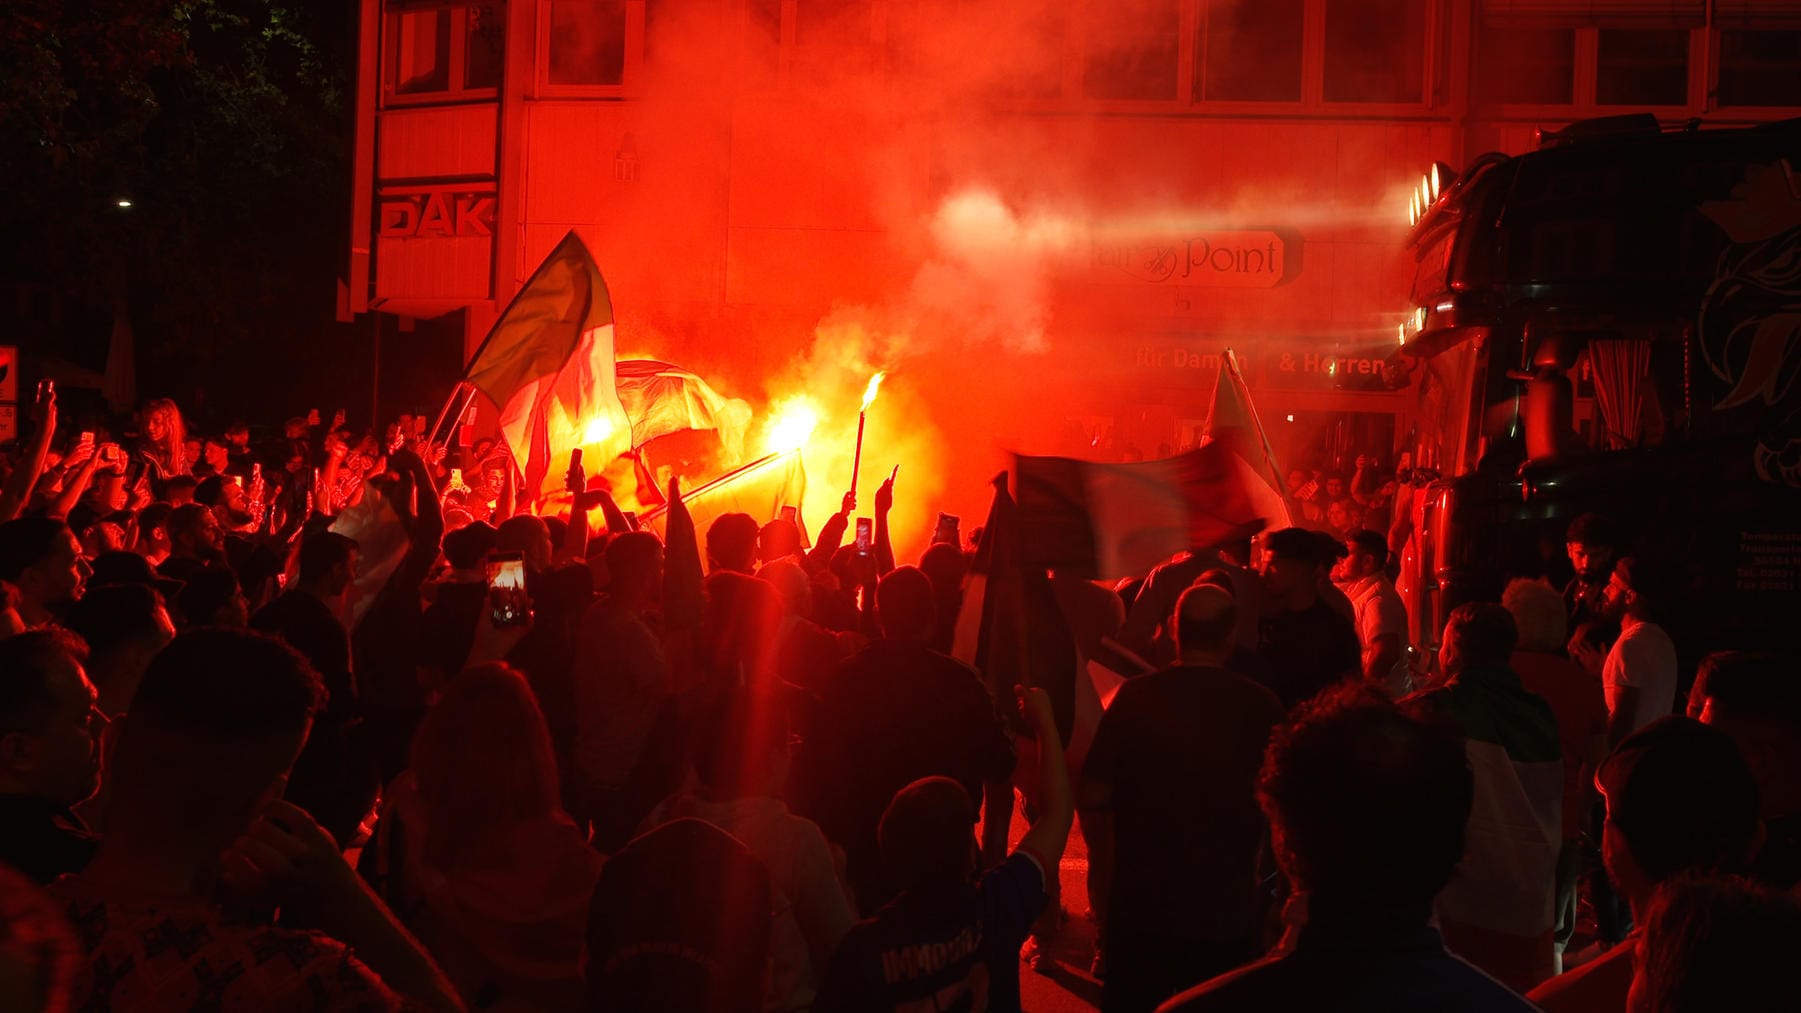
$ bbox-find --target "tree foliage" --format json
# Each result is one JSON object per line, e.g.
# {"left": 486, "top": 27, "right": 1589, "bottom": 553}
{"left": 0, "top": 0, "right": 357, "bottom": 416}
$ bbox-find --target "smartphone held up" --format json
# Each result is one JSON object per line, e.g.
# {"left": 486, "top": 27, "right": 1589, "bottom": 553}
{"left": 486, "top": 551, "right": 531, "bottom": 627}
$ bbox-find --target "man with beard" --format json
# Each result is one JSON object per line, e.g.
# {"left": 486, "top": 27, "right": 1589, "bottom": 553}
{"left": 1562, "top": 513, "right": 1620, "bottom": 675}
{"left": 157, "top": 504, "right": 226, "bottom": 586}
{"left": 0, "top": 518, "right": 88, "bottom": 627}
{"left": 1596, "top": 557, "right": 1678, "bottom": 748}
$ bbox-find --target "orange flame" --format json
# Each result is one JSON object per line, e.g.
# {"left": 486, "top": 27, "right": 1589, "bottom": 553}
{"left": 860, "top": 370, "right": 887, "bottom": 411}
{"left": 762, "top": 395, "right": 821, "bottom": 455}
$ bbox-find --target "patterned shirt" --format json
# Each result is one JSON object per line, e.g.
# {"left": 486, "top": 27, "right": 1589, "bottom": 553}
{"left": 48, "top": 874, "right": 407, "bottom": 1013}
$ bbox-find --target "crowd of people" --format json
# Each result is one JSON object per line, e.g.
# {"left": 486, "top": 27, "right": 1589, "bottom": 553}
{"left": 1, "top": 385, "right": 1798, "bottom": 1012}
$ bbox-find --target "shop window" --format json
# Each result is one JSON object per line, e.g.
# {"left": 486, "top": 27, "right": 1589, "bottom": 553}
{"left": 1596, "top": 28, "right": 1689, "bottom": 106}
{"left": 393, "top": 8, "right": 453, "bottom": 95}
{"left": 1475, "top": 26, "right": 1574, "bottom": 105}
{"left": 1323, "top": 0, "right": 1427, "bottom": 103}
{"left": 1083, "top": 0, "right": 1181, "bottom": 101}
{"left": 1718, "top": 30, "right": 1801, "bottom": 107}
{"left": 547, "top": 0, "right": 629, "bottom": 85}
{"left": 1197, "top": 0, "right": 1303, "bottom": 102}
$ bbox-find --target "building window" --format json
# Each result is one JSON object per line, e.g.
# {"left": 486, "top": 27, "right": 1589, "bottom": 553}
{"left": 1083, "top": 0, "right": 1181, "bottom": 101}
{"left": 1196, "top": 0, "right": 1304, "bottom": 102}
{"left": 547, "top": 0, "right": 629, "bottom": 85}
{"left": 1718, "top": 30, "right": 1801, "bottom": 107}
{"left": 387, "top": 2, "right": 505, "bottom": 101}
{"left": 1475, "top": 26, "right": 1574, "bottom": 105}
{"left": 1596, "top": 28, "right": 1689, "bottom": 106}
{"left": 393, "top": 8, "right": 453, "bottom": 95}
{"left": 1323, "top": 0, "right": 1426, "bottom": 103}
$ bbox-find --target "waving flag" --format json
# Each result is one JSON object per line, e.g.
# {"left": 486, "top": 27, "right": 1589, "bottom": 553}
{"left": 1204, "top": 347, "right": 1293, "bottom": 523}
{"left": 1013, "top": 442, "right": 1286, "bottom": 582}
{"left": 464, "top": 230, "right": 632, "bottom": 508}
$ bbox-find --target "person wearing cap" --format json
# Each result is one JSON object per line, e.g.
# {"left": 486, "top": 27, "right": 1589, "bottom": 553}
{"left": 1591, "top": 556, "right": 1677, "bottom": 748}
{"left": 1254, "top": 527, "right": 1360, "bottom": 710}
{"left": 1528, "top": 716, "right": 1762, "bottom": 1011}
{"left": 1331, "top": 529, "right": 1412, "bottom": 697}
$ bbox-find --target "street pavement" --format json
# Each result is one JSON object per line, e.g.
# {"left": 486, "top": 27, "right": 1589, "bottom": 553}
{"left": 1007, "top": 809, "right": 1104, "bottom": 1012}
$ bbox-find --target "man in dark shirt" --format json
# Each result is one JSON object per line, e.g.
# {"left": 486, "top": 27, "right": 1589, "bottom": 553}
{"left": 251, "top": 530, "right": 373, "bottom": 844}
{"left": 0, "top": 629, "right": 103, "bottom": 883}
{"left": 815, "top": 685, "right": 1070, "bottom": 1013}
{"left": 1163, "top": 685, "right": 1538, "bottom": 1012}
{"left": 1081, "top": 584, "right": 1285, "bottom": 1012}
{"left": 156, "top": 503, "right": 226, "bottom": 588}
{"left": 1255, "top": 527, "right": 1360, "bottom": 710}
{"left": 417, "top": 521, "right": 497, "bottom": 687}
{"left": 792, "top": 566, "right": 1016, "bottom": 915}
{"left": 1562, "top": 512, "right": 1621, "bottom": 673}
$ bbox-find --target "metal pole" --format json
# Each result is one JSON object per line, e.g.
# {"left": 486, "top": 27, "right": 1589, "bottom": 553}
{"left": 851, "top": 410, "right": 867, "bottom": 495}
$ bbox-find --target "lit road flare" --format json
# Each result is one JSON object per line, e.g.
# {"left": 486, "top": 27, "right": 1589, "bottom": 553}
{"left": 764, "top": 396, "right": 821, "bottom": 455}
{"left": 581, "top": 414, "right": 614, "bottom": 446}
{"left": 861, "top": 370, "right": 887, "bottom": 411}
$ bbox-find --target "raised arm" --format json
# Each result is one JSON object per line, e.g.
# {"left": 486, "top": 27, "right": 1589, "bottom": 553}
{"left": 873, "top": 469, "right": 896, "bottom": 576}
{"left": 805, "top": 491, "right": 855, "bottom": 574}
{"left": 49, "top": 443, "right": 107, "bottom": 520}
{"left": 1014, "top": 685, "right": 1073, "bottom": 872}
{"left": 0, "top": 389, "right": 57, "bottom": 521}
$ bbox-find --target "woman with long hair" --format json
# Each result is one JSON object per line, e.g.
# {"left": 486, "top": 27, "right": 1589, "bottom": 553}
{"left": 364, "top": 663, "right": 603, "bottom": 1011}
{"left": 136, "top": 399, "right": 188, "bottom": 482}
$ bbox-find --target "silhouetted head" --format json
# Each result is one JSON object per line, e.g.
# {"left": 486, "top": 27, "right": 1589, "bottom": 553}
{"left": 876, "top": 566, "right": 936, "bottom": 642}
{"left": 1260, "top": 684, "right": 1472, "bottom": 920}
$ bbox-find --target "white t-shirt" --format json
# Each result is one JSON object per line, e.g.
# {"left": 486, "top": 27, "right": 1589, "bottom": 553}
{"left": 1602, "top": 617, "right": 1678, "bottom": 735}
{"left": 1341, "top": 574, "right": 1412, "bottom": 696}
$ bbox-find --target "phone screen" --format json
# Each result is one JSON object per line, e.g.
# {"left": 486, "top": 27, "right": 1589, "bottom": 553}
{"left": 486, "top": 555, "right": 529, "bottom": 626}
{"left": 854, "top": 517, "right": 873, "bottom": 553}
{"left": 933, "top": 513, "right": 960, "bottom": 545}
{"left": 487, "top": 556, "right": 526, "bottom": 591}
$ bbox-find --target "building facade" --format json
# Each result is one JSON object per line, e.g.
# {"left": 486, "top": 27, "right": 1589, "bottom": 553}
{"left": 347, "top": 0, "right": 1801, "bottom": 480}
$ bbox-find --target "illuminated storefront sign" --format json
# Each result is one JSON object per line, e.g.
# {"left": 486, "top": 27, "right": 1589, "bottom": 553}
{"left": 1092, "top": 230, "right": 1294, "bottom": 287}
